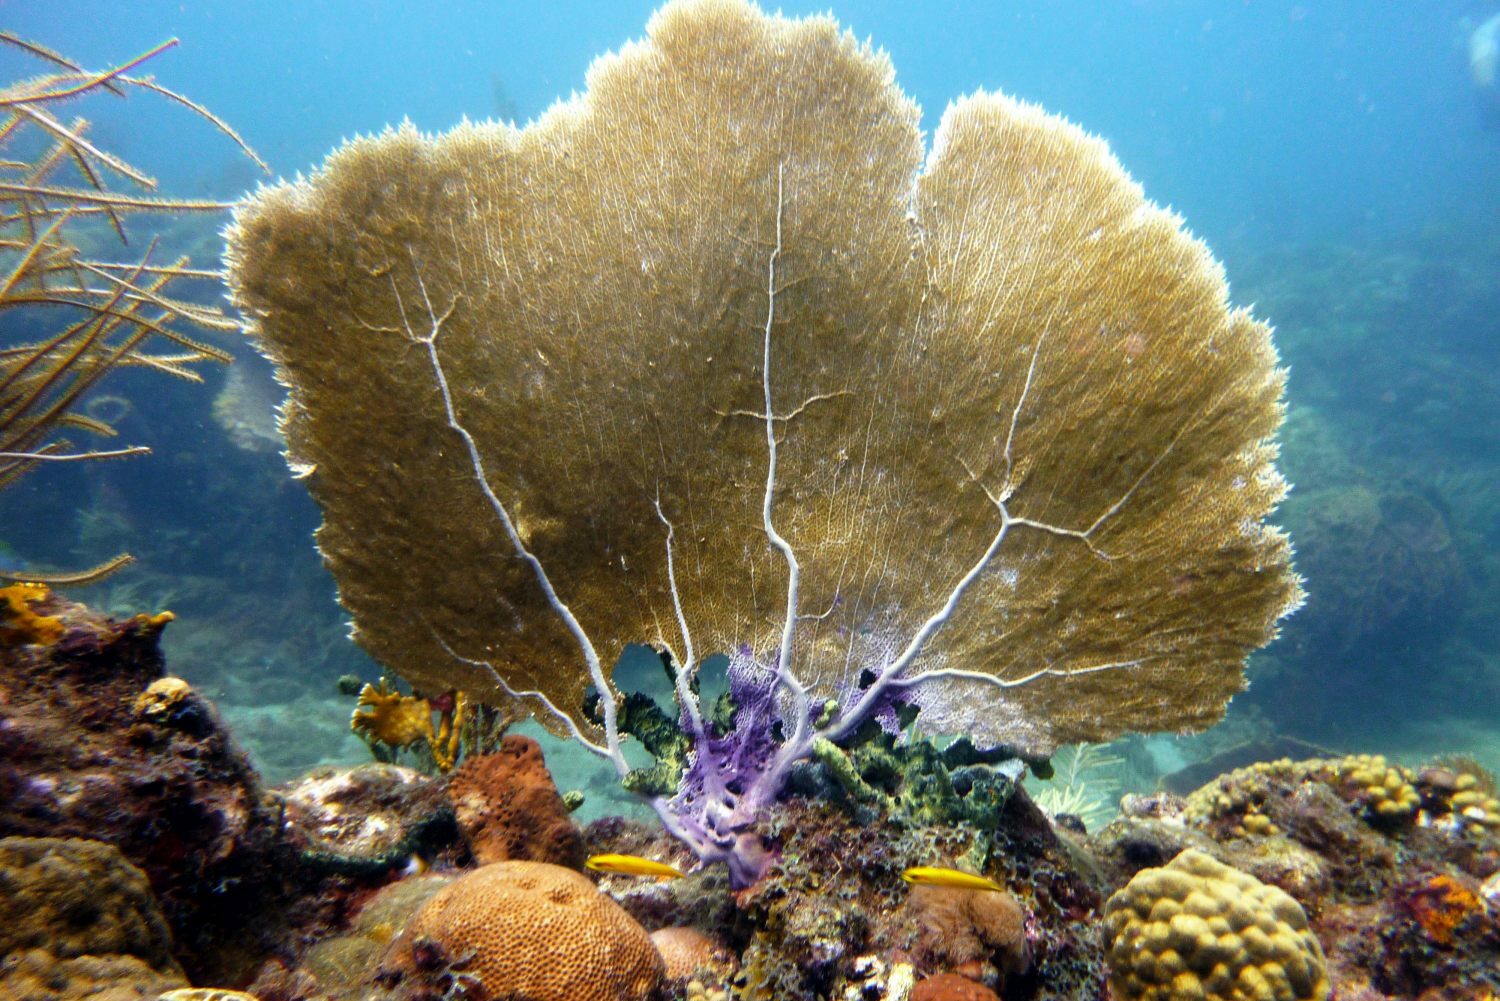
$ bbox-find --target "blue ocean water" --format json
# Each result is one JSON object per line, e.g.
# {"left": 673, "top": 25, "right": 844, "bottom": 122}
{"left": 3, "top": 1, "right": 1498, "bottom": 796}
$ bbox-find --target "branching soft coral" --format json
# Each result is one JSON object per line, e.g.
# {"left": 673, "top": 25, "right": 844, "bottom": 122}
{"left": 0, "top": 32, "right": 265, "bottom": 585}
{"left": 350, "top": 679, "right": 466, "bottom": 772}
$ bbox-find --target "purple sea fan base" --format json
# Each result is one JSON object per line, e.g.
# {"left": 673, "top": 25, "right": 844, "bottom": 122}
{"left": 649, "top": 644, "right": 923, "bottom": 886}
{"left": 651, "top": 646, "right": 806, "bottom": 886}
{"left": 839, "top": 671, "right": 916, "bottom": 738}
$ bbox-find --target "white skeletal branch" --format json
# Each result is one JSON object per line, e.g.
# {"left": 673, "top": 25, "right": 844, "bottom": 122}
{"left": 0, "top": 446, "right": 150, "bottom": 462}
{"left": 434, "top": 635, "right": 612, "bottom": 757}
{"left": 397, "top": 249, "right": 628, "bottom": 777}
{"left": 655, "top": 493, "right": 707, "bottom": 740}
{"left": 759, "top": 164, "right": 814, "bottom": 753}
{"left": 820, "top": 303, "right": 1181, "bottom": 742}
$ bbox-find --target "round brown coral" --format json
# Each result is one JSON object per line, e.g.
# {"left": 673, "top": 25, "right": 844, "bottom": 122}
{"left": 1102, "top": 849, "right": 1329, "bottom": 1001}
{"left": 649, "top": 926, "right": 736, "bottom": 986}
{"left": 383, "top": 860, "right": 663, "bottom": 1001}
{"left": 901, "top": 883, "right": 1030, "bottom": 979}
{"left": 445, "top": 735, "right": 585, "bottom": 868}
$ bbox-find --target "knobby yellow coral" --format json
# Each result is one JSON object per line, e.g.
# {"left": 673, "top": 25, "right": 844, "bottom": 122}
{"left": 1103, "top": 849, "right": 1329, "bottom": 1001}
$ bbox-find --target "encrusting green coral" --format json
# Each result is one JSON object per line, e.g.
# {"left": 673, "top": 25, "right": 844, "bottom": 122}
{"left": 803, "top": 729, "right": 1025, "bottom": 835}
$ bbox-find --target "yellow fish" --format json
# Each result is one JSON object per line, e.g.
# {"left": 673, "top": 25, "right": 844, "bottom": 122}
{"left": 585, "top": 853, "right": 687, "bottom": 880}
{"left": 901, "top": 866, "right": 1005, "bottom": 893}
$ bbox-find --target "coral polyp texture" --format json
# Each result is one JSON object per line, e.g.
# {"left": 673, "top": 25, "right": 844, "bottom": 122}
{"left": 379, "top": 860, "right": 664, "bottom": 1000}
{"left": 1102, "top": 849, "right": 1330, "bottom": 1001}
{"left": 226, "top": 0, "right": 1299, "bottom": 876}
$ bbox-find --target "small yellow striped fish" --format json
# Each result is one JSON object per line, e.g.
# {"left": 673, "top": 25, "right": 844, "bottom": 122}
{"left": 585, "top": 853, "right": 686, "bottom": 879}
{"left": 901, "top": 866, "right": 1005, "bottom": 892}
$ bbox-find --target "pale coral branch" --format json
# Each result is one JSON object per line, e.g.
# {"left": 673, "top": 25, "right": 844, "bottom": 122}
{"left": 0, "top": 445, "right": 149, "bottom": 461}
{"left": 0, "top": 36, "right": 176, "bottom": 106}
{"left": 758, "top": 163, "right": 814, "bottom": 754}
{"left": 821, "top": 324, "right": 1182, "bottom": 742}
{"left": 654, "top": 494, "right": 708, "bottom": 740}
{"left": 433, "top": 635, "right": 612, "bottom": 759}
{"left": 1001, "top": 325, "right": 1048, "bottom": 500}
{"left": 714, "top": 388, "right": 853, "bottom": 422}
{"left": 889, "top": 658, "right": 1148, "bottom": 691}
{"left": 397, "top": 251, "right": 629, "bottom": 777}
{"left": 13, "top": 104, "right": 155, "bottom": 187}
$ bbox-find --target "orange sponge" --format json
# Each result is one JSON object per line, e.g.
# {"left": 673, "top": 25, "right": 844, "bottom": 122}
{"left": 446, "top": 736, "right": 585, "bottom": 868}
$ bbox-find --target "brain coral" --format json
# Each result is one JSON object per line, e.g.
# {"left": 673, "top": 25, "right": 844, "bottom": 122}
{"left": 446, "top": 735, "right": 585, "bottom": 868}
{"left": 382, "top": 860, "right": 663, "bottom": 1001}
{"left": 1102, "top": 849, "right": 1329, "bottom": 1001}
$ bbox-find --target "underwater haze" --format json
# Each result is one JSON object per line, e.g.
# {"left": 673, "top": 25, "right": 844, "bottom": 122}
{"left": 2, "top": 3, "right": 1500, "bottom": 996}
{"left": 3, "top": 0, "right": 1499, "bottom": 802}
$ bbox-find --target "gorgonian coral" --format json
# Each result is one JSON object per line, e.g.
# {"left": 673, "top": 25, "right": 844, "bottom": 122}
{"left": 226, "top": 0, "right": 1300, "bottom": 882}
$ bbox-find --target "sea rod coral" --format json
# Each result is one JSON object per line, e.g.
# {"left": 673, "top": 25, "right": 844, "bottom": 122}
{"left": 225, "top": 0, "right": 1301, "bottom": 884}
{"left": 0, "top": 33, "right": 265, "bottom": 584}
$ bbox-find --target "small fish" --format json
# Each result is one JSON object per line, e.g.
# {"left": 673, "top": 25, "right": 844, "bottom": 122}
{"left": 585, "top": 853, "right": 686, "bottom": 880}
{"left": 901, "top": 866, "right": 1006, "bottom": 893}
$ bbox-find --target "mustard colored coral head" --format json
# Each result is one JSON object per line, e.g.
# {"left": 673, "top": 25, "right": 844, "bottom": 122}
{"left": 135, "top": 677, "right": 194, "bottom": 719}
{"left": 0, "top": 582, "right": 64, "bottom": 647}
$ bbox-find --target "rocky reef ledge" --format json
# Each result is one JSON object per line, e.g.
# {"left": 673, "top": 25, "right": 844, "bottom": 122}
{"left": 2, "top": 590, "right": 1497, "bottom": 1001}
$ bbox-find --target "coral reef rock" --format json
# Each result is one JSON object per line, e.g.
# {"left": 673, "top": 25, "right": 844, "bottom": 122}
{"left": 445, "top": 734, "right": 585, "bottom": 867}
{"left": 0, "top": 836, "right": 189, "bottom": 1001}
{"left": 0, "top": 592, "right": 294, "bottom": 984}
{"left": 610, "top": 781, "right": 1102, "bottom": 1001}
{"left": 651, "top": 925, "right": 738, "bottom": 987}
{"left": 280, "top": 762, "right": 457, "bottom": 875}
{"left": 1102, "top": 849, "right": 1330, "bottom": 1001}
{"left": 378, "top": 860, "right": 664, "bottom": 1000}
{"left": 256, "top": 873, "right": 455, "bottom": 1001}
